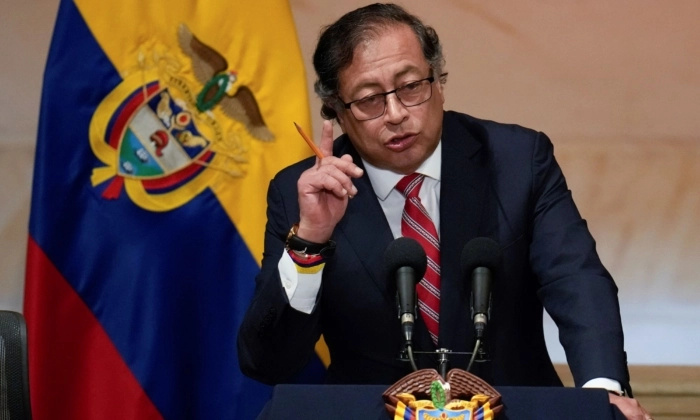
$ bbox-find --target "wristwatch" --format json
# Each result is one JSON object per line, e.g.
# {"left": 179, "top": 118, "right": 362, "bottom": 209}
{"left": 285, "top": 223, "right": 336, "bottom": 258}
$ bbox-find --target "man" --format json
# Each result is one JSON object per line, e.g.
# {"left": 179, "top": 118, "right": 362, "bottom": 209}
{"left": 238, "top": 3, "right": 650, "bottom": 418}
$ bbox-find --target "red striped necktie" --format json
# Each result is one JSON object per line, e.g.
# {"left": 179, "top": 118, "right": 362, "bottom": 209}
{"left": 396, "top": 173, "right": 441, "bottom": 346}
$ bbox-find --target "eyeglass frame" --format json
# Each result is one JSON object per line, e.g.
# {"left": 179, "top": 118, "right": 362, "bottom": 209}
{"left": 340, "top": 76, "right": 436, "bottom": 121}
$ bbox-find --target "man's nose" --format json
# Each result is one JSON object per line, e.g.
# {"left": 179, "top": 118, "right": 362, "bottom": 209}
{"left": 383, "top": 93, "right": 409, "bottom": 123}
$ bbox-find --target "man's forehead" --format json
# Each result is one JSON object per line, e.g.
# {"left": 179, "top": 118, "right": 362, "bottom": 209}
{"left": 343, "top": 64, "right": 425, "bottom": 88}
{"left": 339, "top": 25, "right": 429, "bottom": 92}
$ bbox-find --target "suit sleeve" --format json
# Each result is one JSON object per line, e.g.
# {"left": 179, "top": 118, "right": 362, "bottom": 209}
{"left": 237, "top": 176, "right": 323, "bottom": 385}
{"left": 527, "top": 132, "right": 630, "bottom": 391}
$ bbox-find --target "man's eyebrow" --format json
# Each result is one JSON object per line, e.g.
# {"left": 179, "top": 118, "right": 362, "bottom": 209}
{"left": 345, "top": 66, "right": 427, "bottom": 97}
{"left": 394, "top": 66, "right": 424, "bottom": 79}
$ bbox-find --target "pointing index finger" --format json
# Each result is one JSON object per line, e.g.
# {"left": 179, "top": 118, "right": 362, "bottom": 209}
{"left": 319, "top": 120, "right": 334, "bottom": 159}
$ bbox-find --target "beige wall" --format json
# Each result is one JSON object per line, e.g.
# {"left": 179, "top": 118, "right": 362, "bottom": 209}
{"left": 1, "top": 1, "right": 698, "bottom": 365}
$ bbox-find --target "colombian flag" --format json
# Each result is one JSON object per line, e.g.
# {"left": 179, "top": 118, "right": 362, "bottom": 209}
{"left": 25, "top": 0, "right": 319, "bottom": 418}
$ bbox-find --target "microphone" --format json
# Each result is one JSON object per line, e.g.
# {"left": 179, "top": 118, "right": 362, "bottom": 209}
{"left": 384, "top": 237, "right": 427, "bottom": 345}
{"left": 461, "top": 237, "right": 502, "bottom": 340}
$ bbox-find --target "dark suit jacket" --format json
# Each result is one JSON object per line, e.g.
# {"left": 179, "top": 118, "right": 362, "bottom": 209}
{"left": 238, "top": 111, "right": 630, "bottom": 391}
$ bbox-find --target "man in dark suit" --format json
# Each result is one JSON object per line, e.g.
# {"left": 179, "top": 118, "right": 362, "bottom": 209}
{"left": 238, "top": 3, "right": 650, "bottom": 419}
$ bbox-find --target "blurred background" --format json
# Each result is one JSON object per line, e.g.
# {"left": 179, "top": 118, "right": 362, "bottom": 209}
{"left": 2, "top": 0, "right": 698, "bottom": 371}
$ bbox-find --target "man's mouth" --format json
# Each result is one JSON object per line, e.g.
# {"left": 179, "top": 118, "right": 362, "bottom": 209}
{"left": 386, "top": 133, "right": 417, "bottom": 151}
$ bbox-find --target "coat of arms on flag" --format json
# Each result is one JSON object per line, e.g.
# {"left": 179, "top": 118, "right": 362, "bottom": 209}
{"left": 89, "top": 23, "right": 274, "bottom": 211}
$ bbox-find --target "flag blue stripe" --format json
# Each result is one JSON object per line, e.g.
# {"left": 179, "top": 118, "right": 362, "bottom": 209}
{"left": 30, "top": 1, "right": 276, "bottom": 418}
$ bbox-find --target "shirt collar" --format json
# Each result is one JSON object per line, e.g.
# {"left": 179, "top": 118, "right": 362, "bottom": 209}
{"left": 363, "top": 140, "right": 442, "bottom": 201}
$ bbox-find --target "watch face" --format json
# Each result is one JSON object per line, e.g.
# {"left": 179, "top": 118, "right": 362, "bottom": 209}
{"left": 285, "top": 224, "right": 300, "bottom": 250}
{"left": 286, "top": 223, "right": 299, "bottom": 242}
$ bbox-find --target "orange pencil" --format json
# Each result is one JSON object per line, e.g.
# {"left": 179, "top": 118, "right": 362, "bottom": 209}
{"left": 294, "top": 122, "right": 324, "bottom": 159}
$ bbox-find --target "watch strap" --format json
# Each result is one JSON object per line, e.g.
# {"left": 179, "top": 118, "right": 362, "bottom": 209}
{"left": 285, "top": 224, "right": 336, "bottom": 258}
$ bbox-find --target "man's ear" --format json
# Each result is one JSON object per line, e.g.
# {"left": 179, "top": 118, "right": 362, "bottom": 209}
{"left": 435, "top": 80, "right": 446, "bottom": 105}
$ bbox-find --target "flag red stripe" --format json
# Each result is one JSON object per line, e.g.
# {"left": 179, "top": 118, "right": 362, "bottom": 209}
{"left": 24, "top": 237, "right": 163, "bottom": 420}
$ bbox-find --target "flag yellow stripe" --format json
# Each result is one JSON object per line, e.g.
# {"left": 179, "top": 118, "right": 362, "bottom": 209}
{"left": 75, "top": 0, "right": 312, "bottom": 262}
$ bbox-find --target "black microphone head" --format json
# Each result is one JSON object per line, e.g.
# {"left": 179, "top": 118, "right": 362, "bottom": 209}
{"left": 383, "top": 237, "right": 428, "bottom": 278}
{"left": 460, "top": 237, "right": 502, "bottom": 276}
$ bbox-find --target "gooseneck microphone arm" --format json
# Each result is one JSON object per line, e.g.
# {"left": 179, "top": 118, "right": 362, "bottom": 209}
{"left": 471, "top": 266, "right": 492, "bottom": 339}
{"left": 384, "top": 237, "right": 427, "bottom": 372}
{"left": 396, "top": 266, "right": 418, "bottom": 344}
{"left": 461, "top": 237, "right": 502, "bottom": 371}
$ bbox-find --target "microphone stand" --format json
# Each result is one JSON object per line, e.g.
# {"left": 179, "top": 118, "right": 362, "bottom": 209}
{"left": 436, "top": 348, "right": 451, "bottom": 379}
{"left": 400, "top": 346, "right": 489, "bottom": 377}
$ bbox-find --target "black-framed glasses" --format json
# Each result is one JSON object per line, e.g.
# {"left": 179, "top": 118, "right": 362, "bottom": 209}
{"left": 342, "top": 76, "right": 435, "bottom": 121}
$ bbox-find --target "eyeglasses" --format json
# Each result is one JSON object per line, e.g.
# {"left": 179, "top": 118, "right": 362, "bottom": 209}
{"left": 342, "top": 76, "right": 435, "bottom": 121}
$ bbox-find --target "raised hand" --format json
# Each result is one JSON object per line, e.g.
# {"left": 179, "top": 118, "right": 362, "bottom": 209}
{"left": 296, "top": 120, "right": 364, "bottom": 243}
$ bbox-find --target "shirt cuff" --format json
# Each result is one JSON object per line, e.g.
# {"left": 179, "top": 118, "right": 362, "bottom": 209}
{"left": 582, "top": 377, "right": 622, "bottom": 394}
{"left": 278, "top": 250, "right": 323, "bottom": 314}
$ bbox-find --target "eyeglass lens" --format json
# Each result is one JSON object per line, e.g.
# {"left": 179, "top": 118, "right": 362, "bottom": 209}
{"left": 349, "top": 78, "right": 433, "bottom": 121}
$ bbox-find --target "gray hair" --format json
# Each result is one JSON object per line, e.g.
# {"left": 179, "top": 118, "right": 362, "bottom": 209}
{"left": 312, "top": 3, "right": 447, "bottom": 120}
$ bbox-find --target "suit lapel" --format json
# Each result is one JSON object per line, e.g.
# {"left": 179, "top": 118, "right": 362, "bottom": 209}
{"left": 333, "top": 136, "right": 396, "bottom": 306}
{"left": 438, "top": 112, "right": 491, "bottom": 351}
